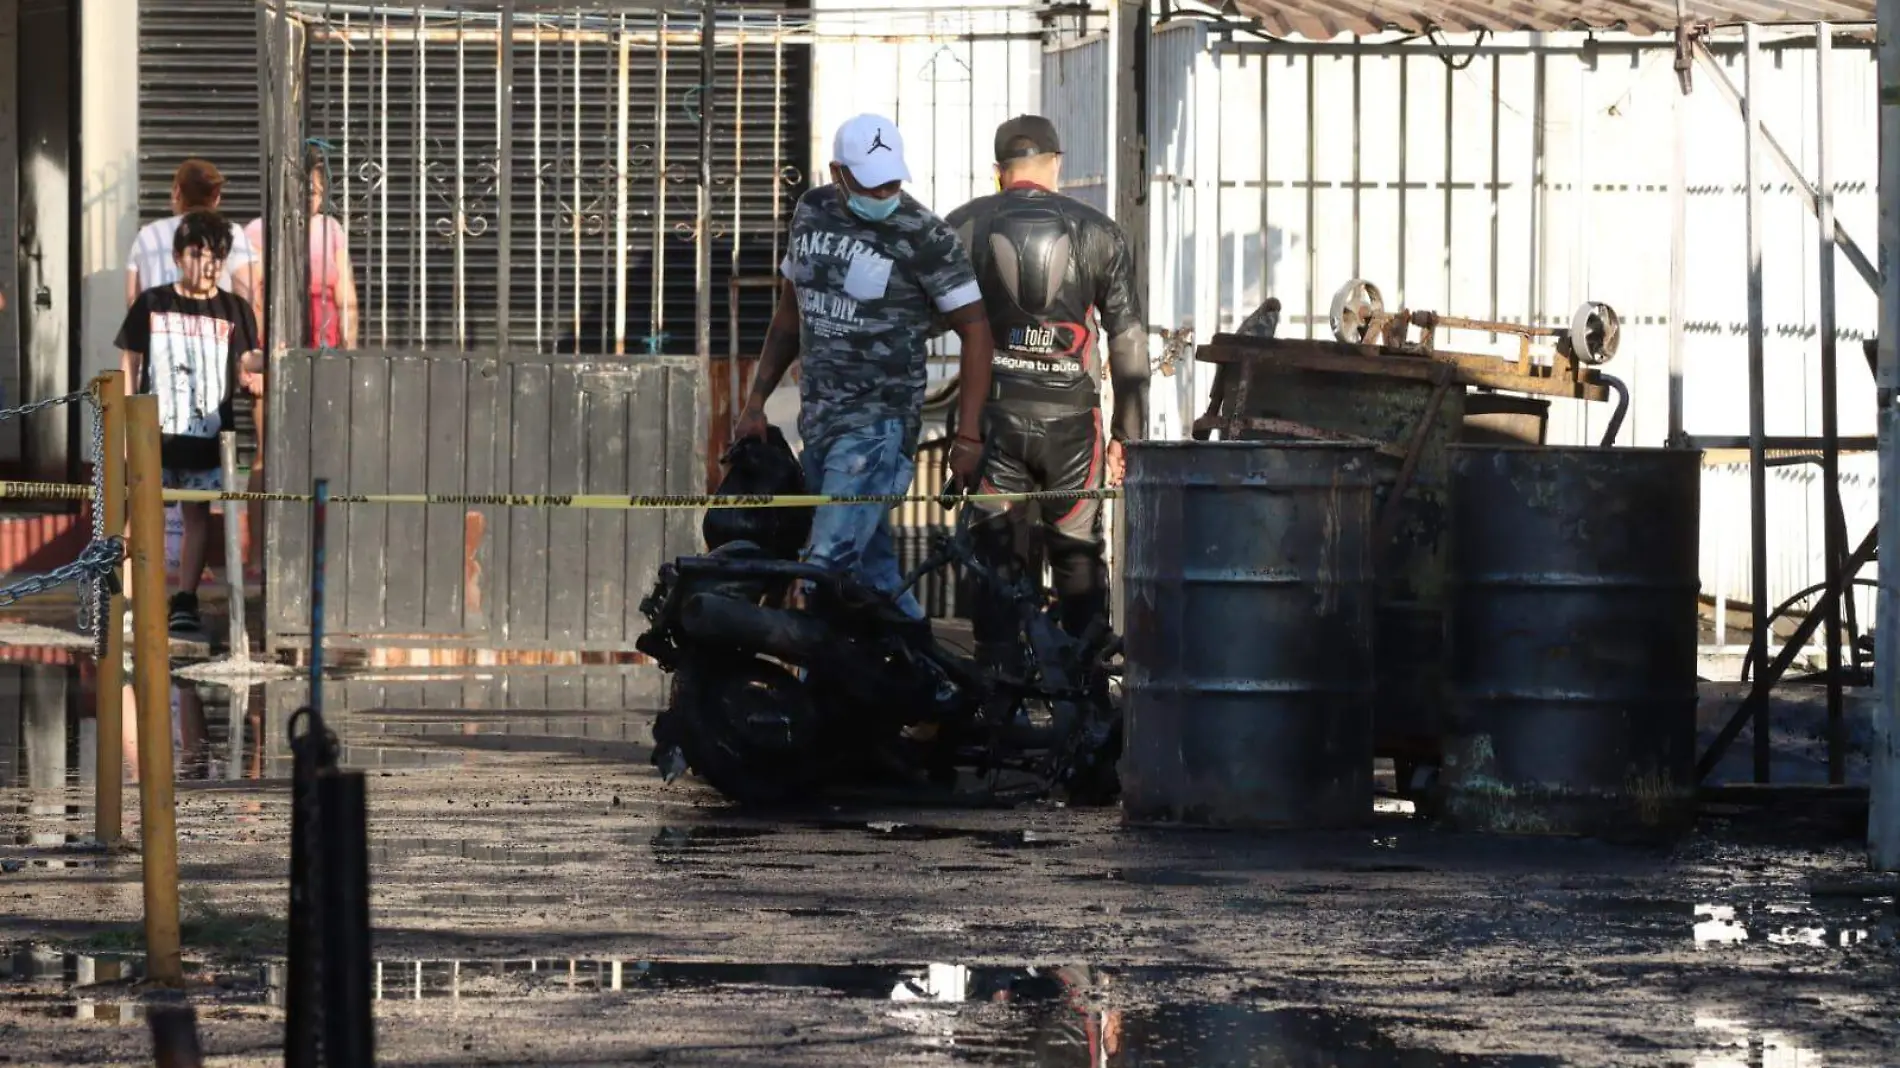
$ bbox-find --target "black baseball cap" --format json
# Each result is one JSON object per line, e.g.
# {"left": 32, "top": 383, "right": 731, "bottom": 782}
{"left": 994, "top": 115, "right": 1062, "bottom": 162}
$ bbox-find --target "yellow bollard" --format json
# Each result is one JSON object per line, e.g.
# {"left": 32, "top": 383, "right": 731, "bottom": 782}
{"left": 126, "top": 394, "right": 182, "bottom": 984}
{"left": 94, "top": 372, "right": 127, "bottom": 847}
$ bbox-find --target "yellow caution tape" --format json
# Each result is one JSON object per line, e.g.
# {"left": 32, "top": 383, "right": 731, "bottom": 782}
{"left": 0, "top": 481, "right": 93, "bottom": 501}
{"left": 0, "top": 480, "right": 1121, "bottom": 510}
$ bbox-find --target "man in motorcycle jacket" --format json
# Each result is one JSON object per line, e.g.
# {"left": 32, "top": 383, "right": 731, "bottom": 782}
{"left": 944, "top": 115, "right": 1149, "bottom": 666}
{"left": 735, "top": 114, "right": 995, "bottom": 620}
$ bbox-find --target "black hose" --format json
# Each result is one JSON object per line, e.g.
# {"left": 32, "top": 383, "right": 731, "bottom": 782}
{"left": 1598, "top": 373, "right": 1630, "bottom": 448}
{"left": 1737, "top": 577, "right": 1882, "bottom": 683}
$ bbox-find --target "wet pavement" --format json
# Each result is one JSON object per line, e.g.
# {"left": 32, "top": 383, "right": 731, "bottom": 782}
{"left": 0, "top": 655, "right": 1897, "bottom": 1065}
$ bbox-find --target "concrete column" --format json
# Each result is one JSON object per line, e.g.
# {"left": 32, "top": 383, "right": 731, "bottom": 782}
{"left": 1108, "top": 0, "right": 1149, "bottom": 633}
{"left": 77, "top": 0, "right": 139, "bottom": 394}
{"left": 0, "top": 0, "right": 19, "bottom": 463}
{"left": 1874, "top": 0, "right": 1900, "bottom": 870}
{"left": 14, "top": 0, "right": 71, "bottom": 476}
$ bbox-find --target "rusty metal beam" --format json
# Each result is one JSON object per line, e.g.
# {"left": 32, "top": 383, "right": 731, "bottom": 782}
{"left": 1190, "top": 414, "right": 1407, "bottom": 458}
{"left": 1197, "top": 336, "right": 1611, "bottom": 403}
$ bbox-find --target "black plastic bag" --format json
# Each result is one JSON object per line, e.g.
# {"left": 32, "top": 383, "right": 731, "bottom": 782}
{"left": 702, "top": 425, "right": 814, "bottom": 560}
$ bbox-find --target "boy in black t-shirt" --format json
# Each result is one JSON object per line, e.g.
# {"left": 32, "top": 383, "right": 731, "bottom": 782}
{"left": 115, "top": 210, "right": 264, "bottom": 637}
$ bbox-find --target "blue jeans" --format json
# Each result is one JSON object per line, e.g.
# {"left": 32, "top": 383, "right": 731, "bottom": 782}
{"left": 801, "top": 418, "right": 924, "bottom": 620}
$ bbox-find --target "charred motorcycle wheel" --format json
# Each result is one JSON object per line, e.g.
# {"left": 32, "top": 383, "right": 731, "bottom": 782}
{"left": 1051, "top": 670, "right": 1123, "bottom": 808}
{"left": 667, "top": 655, "right": 825, "bottom": 806}
{"left": 1058, "top": 708, "right": 1123, "bottom": 807}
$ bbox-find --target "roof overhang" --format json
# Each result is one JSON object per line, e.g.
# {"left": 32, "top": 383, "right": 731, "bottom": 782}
{"left": 1224, "top": 1, "right": 1876, "bottom": 39}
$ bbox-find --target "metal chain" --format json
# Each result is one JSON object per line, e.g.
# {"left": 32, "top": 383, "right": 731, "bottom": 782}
{"left": 0, "top": 389, "right": 91, "bottom": 425}
{"left": 81, "top": 391, "right": 110, "bottom": 654}
{"left": 0, "top": 536, "right": 125, "bottom": 611}
{"left": 0, "top": 386, "right": 112, "bottom": 633}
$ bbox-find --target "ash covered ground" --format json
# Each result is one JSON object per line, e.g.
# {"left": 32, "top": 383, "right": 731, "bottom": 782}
{"left": 1, "top": 672, "right": 1896, "bottom": 1066}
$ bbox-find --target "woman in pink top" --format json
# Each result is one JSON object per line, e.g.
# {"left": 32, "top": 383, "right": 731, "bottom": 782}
{"left": 242, "top": 150, "right": 360, "bottom": 578}
{"left": 245, "top": 150, "right": 359, "bottom": 350}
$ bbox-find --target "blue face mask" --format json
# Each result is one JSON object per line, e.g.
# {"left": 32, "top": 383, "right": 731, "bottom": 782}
{"left": 845, "top": 189, "right": 901, "bottom": 222}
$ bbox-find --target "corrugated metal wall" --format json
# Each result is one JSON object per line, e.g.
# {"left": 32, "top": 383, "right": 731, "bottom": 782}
{"left": 1041, "top": 32, "right": 1110, "bottom": 213}
{"left": 1701, "top": 454, "right": 1881, "bottom": 648}
{"left": 1145, "top": 24, "right": 1883, "bottom": 619}
{"left": 1145, "top": 20, "right": 1220, "bottom": 441}
{"left": 136, "top": 0, "right": 262, "bottom": 223}
{"left": 1145, "top": 27, "right": 1881, "bottom": 449}
{"left": 136, "top": 0, "right": 265, "bottom": 469}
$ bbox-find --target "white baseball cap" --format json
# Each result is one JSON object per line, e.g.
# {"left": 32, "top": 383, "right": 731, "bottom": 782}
{"left": 832, "top": 113, "right": 911, "bottom": 189}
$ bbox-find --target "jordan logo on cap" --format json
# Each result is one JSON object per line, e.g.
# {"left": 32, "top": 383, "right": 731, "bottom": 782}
{"left": 868, "top": 129, "right": 892, "bottom": 154}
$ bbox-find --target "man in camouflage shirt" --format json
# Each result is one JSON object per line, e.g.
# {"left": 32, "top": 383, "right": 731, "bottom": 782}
{"left": 736, "top": 114, "right": 995, "bottom": 619}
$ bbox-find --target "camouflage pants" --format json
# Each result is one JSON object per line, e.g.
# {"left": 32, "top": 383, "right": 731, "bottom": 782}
{"left": 800, "top": 417, "right": 925, "bottom": 620}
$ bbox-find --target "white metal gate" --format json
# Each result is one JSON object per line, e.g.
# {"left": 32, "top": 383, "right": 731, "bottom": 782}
{"left": 1141, "top": 23, "right": 1885, "bottom": 624}
{"left": 1139, "top": 26, "right": 1882, "bottom": 451}
{"left": 1144, "top": 20, "right": 1219, "bottom": 442}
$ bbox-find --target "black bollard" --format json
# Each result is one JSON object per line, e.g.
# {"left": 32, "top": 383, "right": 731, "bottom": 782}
{"left": 284, "top": 707, "right": 332, "bottom": 1067}
{"left": 318, "top": 768, "right": 375, "bottom": 1065}
{"left": 285, "top": 478, "right": 376, "bottom": 1065}
{"left": 285, "top": 479, "right": 333, "bottom": 1067}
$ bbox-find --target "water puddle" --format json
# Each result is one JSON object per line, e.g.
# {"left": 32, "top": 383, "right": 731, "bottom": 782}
{"left": 802, "top": 819, "right": 1072, "bottom": 851}
{"left": 1692, "top": 898, "right": 1894, "bottom": 949}
{"left": 1, "top": 946, "right": 277, "bottom": 1019}
{"left": 0, "top": 856, "right": 104, "bottom": 872}
{"left": 0, "top": 658, "right": 470, "bottom": 813}
{"left": 1043, "top": 1004, "right": 1560, "bottom": 1067}
{"left": 370, "top": 836, "right": 612, "bottom": 867}
{"left": 1694, "top": 1013, "right": 1825, "bottom": 1068}
{"left": 0, "top": 946, "right": 1563, "bottom": 1064}
{"left": 0, "top": 659, "right": 664, "bottom": 818}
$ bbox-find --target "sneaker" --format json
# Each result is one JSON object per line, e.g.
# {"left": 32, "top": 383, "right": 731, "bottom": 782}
{"left": 168, "top": 592, "right": 204, "bottom": 637}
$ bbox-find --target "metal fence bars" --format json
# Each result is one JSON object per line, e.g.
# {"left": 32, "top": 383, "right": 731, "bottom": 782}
{"left": 262, "top": 348, "right": 703, "bottom": 652}
{"left": 262, "top": 2, "right": 814, "bottom": 363}
{"left": 1440, "top": 445, "right": 1703, "bottom": 839}
{"left": 258, "top": 2, "right": 1059, "bottom": 361}
{"left": 1120, "top": 440, "right": 1378, "bottom": 829}
{"left": 257, "top": 1, "right": 1066, "bottom": 508}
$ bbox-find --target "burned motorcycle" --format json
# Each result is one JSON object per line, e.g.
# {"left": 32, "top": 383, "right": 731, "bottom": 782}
{"left": 635, "top": 485, "right": 1123, "bottom": 808}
